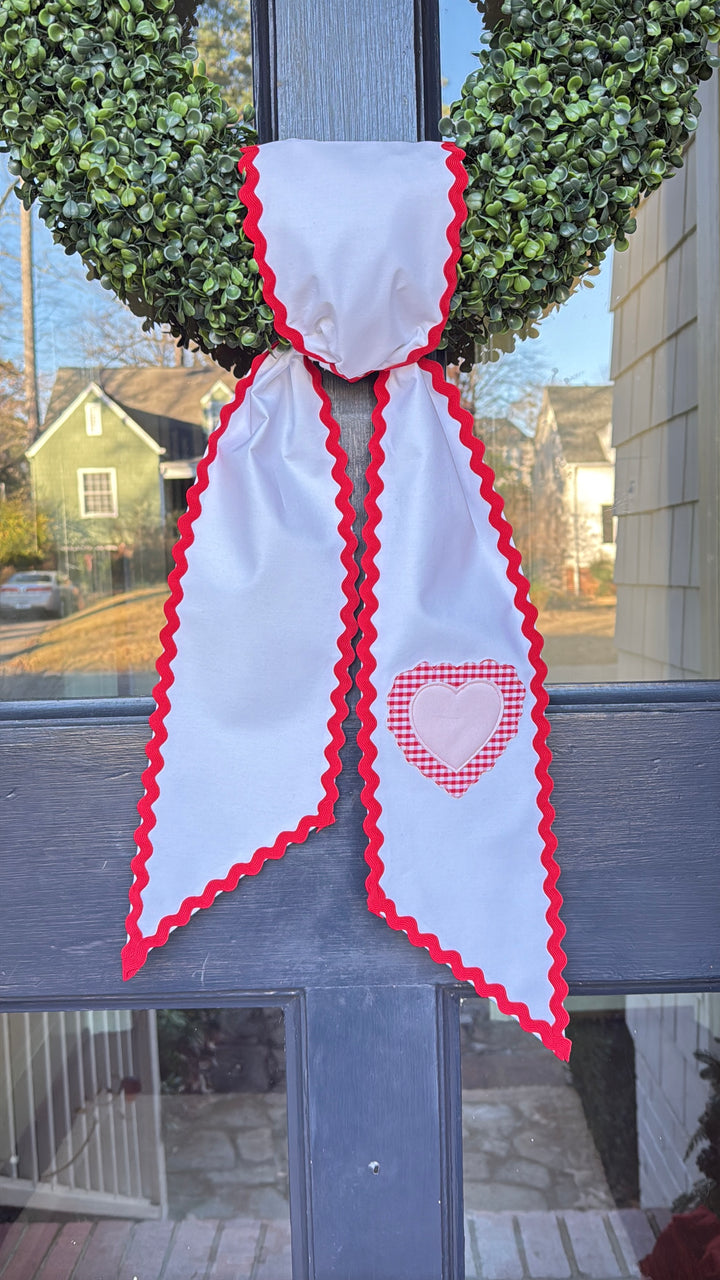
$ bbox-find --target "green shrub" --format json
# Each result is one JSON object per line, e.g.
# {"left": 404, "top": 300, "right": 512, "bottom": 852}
{"left": 1, "top": 0, "right": 718, "bottom": 368}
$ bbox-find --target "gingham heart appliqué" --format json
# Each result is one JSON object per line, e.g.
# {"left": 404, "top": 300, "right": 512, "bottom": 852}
{"left": 387, "top": 662, "right": 525, "bottom": 797}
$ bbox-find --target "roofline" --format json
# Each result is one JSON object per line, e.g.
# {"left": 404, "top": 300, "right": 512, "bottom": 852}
{"left": 26, "top": 382, "right": 166, "bottom": 459}
{"left": 545, "top": 382, "right": 613, "bottom": 394}
{"left": 199, "top": 377, "right": 234, "bottom": 407}
{"left": 562, "top": 458, "right": 616, "bottom": 470}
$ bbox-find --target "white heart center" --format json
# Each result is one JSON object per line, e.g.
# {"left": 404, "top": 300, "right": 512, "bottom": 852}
{"left": 409, "top": 681, "right": 504, "bottom": 772}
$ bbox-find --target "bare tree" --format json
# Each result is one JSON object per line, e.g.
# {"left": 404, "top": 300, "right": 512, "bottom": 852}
{"left": 70, "top": 293, "right": 216, "bottom": 369}
{"left": 0, "top": 1, "right": 253, "bottom": 379}
{"left": 192, "top": 0, "right": 252, "bottom": 115}
{"left": 0, "top": 360, "right": 29, "bottom": 496}
{"left": 0, "top": 182, "right": 14, "bottom": 217}
{"left": 448, "top": 336, "right": 549, "bottom": 427}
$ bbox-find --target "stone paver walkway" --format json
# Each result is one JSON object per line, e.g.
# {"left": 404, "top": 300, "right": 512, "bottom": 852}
{"left": 463, "top": 1086, "right": 614, "bottom": 1214}
{"left": 459, "top": 998, "right": 618, "bottom": 1215}
{"left": 163, "top": 1093, "right": 289, "bottom": 1222}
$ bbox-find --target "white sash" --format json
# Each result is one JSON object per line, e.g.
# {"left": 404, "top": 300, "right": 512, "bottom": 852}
{"left": 123, "top": 140, "right": 569, "bottom": 1061}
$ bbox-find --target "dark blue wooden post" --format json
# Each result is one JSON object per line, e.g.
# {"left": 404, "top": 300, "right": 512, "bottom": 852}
{"left": 256, "top": 11, "right": 462, "bottom": 1274}
{"left": 303, "top": 985, "right": 459, "bottom": 1278}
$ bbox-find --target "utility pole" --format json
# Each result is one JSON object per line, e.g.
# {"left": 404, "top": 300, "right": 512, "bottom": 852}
{"left": 20, "top": 200, "right": 40, "bottom": 439}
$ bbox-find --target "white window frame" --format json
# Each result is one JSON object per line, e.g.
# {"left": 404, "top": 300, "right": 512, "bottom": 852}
{"left": 204, "top": 397, "right": 225, "bottom": 435}
{"left": 77, "top": 467, "right": 118, "bottom": 519}
{"left": 84, "top": 401, "right": 103, "bottom": 436}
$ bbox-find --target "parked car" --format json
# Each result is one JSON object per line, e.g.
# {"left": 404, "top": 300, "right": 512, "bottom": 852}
{"left": 0, "top": 571, "right": 81, "bottom": 620}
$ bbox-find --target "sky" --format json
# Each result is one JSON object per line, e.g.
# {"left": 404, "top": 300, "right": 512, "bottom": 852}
{"left": 0, "top": 4, "right": 614, "bottom": 392}
{"left": 438, "top": 0, "right": 614, "bottom": 388}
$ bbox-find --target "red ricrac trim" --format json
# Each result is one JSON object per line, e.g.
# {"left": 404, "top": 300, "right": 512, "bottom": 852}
{"left": 356, "top": 371, "right": 388, "bottom": 918}
{"left": 122, "top": 351, "right": 359, "bottom": 981}
{"left": 358, "top": 363, "right": 570, "bottom": 1062}
{"left": 414, "top": 142, "right": 468, "bottom": 362}
{"left": 238, "top": 143, "right": 468, "bottom": 381}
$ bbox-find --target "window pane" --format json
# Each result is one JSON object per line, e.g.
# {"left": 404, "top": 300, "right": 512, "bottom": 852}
{"left": 0, "top": 2, "right": 251, "bottom": 700}
{"left": 0, "top": 1005, "right": 291, "bottom": 1279}
{"left": 80, "top": 472, "right": 117, "bottom": 519}
{"left": 461, "top": 991, "right": 720, "bottom": 1278}
{"left": 440, "top": 3, "right": 718, "bottom": 682}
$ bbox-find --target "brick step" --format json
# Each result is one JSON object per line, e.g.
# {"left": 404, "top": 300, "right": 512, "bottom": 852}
{"left": 0, "top": 1208, "right": 661, "bottom": 1279}
{"left": 464, "top": 1208, "right": 659, "bottom": 1279}
{"left": 0, "top": 1218, "right": 291, "bottom": 1280}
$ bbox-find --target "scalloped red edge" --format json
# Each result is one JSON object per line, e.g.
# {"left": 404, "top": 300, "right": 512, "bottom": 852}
{"left": 357, "top": 361, "right": 570, "bottom": 1061}
{"left": 122, "top": 353, "right": 359, "bottom": 980}
{"left": 238, "top": 142, "right": 468, "bottom": 381}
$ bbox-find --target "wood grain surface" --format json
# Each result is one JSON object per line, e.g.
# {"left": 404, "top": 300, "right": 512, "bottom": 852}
{"left": 0, "top": 687, "right": 717, "bottom": 1004}
{"left": 273, "top": 0, "right": 418, "bottom": 142}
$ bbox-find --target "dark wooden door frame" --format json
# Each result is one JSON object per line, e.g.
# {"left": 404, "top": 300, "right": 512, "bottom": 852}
{"left": 1, "top": 3, "right": 719, "bottom": 1277}
{"left": 1, "top": 685, "right": 719, "bottom": 1278}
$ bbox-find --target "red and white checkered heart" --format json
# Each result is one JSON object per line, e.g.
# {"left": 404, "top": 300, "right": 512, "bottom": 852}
{"left": 409, "top": 681, "right": 503, "bottom": 771}
{"left": 386, "top": 662, "right": 526, "bottom": 796}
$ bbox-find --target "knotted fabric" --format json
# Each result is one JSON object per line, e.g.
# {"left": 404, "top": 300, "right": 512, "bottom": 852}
{"left": 122, "top": 140, "right": 569, "bottom": 1061}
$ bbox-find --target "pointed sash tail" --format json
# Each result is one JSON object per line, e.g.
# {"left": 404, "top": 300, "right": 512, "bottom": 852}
{"left": 122, "top": 352, "right": 358, "bottom": 978}
{"left": 357, "top": 361, "right": 569, "bottom": 1060}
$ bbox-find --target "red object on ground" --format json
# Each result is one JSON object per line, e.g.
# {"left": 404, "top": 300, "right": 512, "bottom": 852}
{"left": 640, "top": 1208, "right": 720, "bottom": 1280}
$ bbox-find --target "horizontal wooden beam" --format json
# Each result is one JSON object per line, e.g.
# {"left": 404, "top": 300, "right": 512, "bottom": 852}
{"left": 0, "top": 684, "right": 718, "bottom": 1006}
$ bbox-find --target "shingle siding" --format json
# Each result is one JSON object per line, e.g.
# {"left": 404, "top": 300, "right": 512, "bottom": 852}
{"left": 610, "top": 139, "right": 700, "bottom": 678}
{"left": 627, "top": 993, "right": 717, "bottom": 1208}
{"left": 611, "top": 129, "right": 720, "bottom": 1211}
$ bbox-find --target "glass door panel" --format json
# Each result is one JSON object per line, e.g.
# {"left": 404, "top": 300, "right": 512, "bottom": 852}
{"left": 0, "top": 1005, "right": 290, "bottom": 1280}
{"left": 461, "top": 991, "right": 720, "bottom": 1279}
{"left": 0, "top": 2, "right": 252, "bottom": 701}
{"left": 439, "top": 1, "right": 718, "bottom": 684}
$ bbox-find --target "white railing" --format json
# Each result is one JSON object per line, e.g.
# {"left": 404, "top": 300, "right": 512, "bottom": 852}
{"left": 0, "top": 1009, "right": 166, "bottom": 1218}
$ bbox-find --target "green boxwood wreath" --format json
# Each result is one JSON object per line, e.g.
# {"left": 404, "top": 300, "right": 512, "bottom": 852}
{"left": 0, "top": 0, "right": 719, "bottom": 372}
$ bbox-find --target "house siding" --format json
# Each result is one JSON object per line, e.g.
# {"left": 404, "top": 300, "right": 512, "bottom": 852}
{"left": 627, "top": 993, "right": 717, "bottom": 1208}
{"left": 31, "top": 397, "right": 163, "bottom": 548}
{"left": 611, "top": 124, "right": 719, "bottom": 1211}
{"left": 610, "top": 138, "right": 700, "bottom": 679}
{"left": 532, "top": 392, "right": 615, "bottom": 593}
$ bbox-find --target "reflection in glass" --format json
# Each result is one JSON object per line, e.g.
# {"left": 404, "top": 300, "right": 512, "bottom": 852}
{"left": 0, "top": 1007, "right": 291, "bottom": 1279}
{"left": 461, "top": 992, "right": 720, "bottom": 1279}
{"left": 0, "top": 1, "right": 716, "bottom": 694}
{"left": 0, "top": 3, "right": 251, "bottom": 701}
{"left": 440, "top": 3, "right": 716, "bottom": 684}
